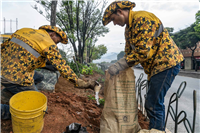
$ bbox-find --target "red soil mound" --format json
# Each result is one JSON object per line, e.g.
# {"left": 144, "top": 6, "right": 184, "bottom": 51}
{"left": 1, "top": 72, "right": 149, "bottom": 133}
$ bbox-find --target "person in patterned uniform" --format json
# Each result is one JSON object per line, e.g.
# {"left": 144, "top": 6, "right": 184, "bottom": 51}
{"left": 102, "top": 1, "right": 184, "bottom": 131}
{"left": 1, "top": 25, "right": 96, "bottom": 119}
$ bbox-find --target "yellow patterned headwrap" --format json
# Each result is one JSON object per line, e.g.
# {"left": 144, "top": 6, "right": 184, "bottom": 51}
{"left": 102, "top": 1, "right": 136, "bottom": 26}
{"left": 39, "top": 25, "right": 68, "bottom": 44}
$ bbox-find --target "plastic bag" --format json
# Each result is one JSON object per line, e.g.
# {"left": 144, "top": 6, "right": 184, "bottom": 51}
{"left": 64, "top": 123, "right": 88, "bottom": 133}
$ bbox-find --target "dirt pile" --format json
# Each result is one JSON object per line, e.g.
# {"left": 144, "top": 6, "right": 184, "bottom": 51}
{"left": 41, "top": 91, "right": 102, "bottom": 133}
{"left": 55, "top": 73, "right": 105, "bottom": 97}
{"left": 1, "top": 72, "right": 149, "bottom": 133}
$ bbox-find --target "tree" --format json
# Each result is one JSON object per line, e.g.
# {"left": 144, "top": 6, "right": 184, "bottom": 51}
{"left": 50, "top": 1, "right": 57, "bottom": 26}
{"left": 117, "top": 51, "right": 125, "bottom": 60}
{"left": 58, "top": 43, "right": 74, "bottom": 60}
{"left": 165, "top": 27, "right": 174, "bottom": 36}
{"left": 84, "top": 35, "right": 98, "bottom": 63}
{"left": 194, "top": 10, "right": 200, "bottom": 34}
{"left": 83, "top": 33, "right": 107, "bottom": 63}
{"left": 110, "top": 60, "right": 117, "bottom": 63}
{"left": 33, "top": 0, "right": 109, "bottom": 64}
{"left": 172, "top": 23, "right": 200, "bottom": 71}
{"left": 172, "top": 11, "right": 200, "bottom": 71}
{"left": 59, "top": 48, "right": 66, "bottom": 59}
{"left": 89, "top": 44, "right": 107, "bottom": 62}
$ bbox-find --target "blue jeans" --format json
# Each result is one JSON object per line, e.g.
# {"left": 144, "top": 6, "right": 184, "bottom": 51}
{"left": 0, "top": 83, "right": 38, "bottom": 120}
{"left": 145, "top": 64, "right": 180, "bottom": 131}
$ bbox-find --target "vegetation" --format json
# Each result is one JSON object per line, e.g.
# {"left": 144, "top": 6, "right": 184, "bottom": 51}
{"left": 165, "top": 27, "right": 174, "bottom": 36}
{"left": 81, "top": 65, "right": 93, "bottom": 75}
{"left": 87, "top": 95, "right": 96, "bottom": 100}
{"left": 194, "top": 10, "right": 200, "bottom": 34}
{"left": 33, "top": 0, "right": 109, "bottom": 64}
{"left": 61, "top": 54, "right": 104, "bottom": 76}
{"left": 166, "top": 10, "right": 200, "bottom": 71}
{"left": 172, "top": 23, "right": 199, "bottom": 49}
{"left": 117, "top": 51, "right": 125, "bottom": 60}
{"left": 99, "top": 98, "right": 105, "bottom": 105}
{"left": 86, "top": 44, "right": 107, "bottom": 63}
{"left": 59, "top": 49, "right": 67, "bottom": 59}
{"left": 87, "top": 95, "right": 105, "bottom": 105}
{"left": 97, "top": 77, "right": 105, "bottom": 82}
{"left": 89, "top": 63, "right": 105, "bottom": 75}
{"left": 66, "top": 60, "right": 83, "bottom": 76}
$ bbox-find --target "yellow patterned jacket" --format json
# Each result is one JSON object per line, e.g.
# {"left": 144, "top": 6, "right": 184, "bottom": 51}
{"left": 1, "top": 28, "right": 78, "bottom": 86}
{"left": 125, "top": 10, "right": 184, "bottom": 80}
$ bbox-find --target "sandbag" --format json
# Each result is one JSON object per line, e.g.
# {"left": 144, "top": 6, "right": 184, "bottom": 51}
{"left": 100, "top": 68, "right": 141, "bottom": 133}
{"left": 138, "top": 128, "right": 171, "bottom": 133}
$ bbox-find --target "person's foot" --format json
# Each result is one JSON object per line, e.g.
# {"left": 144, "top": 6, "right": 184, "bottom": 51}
{"left": 1, "top": 89, "right": 13, "bottom": 104}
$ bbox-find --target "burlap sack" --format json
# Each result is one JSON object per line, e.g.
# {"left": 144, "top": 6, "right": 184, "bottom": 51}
{"left": 138, "top": 128, "right": 171, "bottom": 133}
{"left": 100, "top": 68, "right": 141, "bottom": 133}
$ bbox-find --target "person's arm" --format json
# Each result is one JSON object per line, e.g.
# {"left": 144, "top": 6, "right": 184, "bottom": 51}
{"left": 42, "top": 45, "right": 78, "bottom": 84}
{"left": 125, "top": 16, "right": 162, "bottom": 67}
{"left": 40, "top": 60, "right": 57, "bottom": 72}
{"left": 42, "top": 45, "right": 96, "bottom": 89}
{"left": 108, "top": 16, "right": 162, "bottom": 75}
{"left": 1, "top": 38, "right": 11, "bottom": 53}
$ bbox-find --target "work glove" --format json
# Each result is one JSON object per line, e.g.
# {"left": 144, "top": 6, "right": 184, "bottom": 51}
{"left": 77, "top": 78, "right": 96, "bottom": 90}
{"left": 108, "top": 57, "right": 129, "bottom": 76}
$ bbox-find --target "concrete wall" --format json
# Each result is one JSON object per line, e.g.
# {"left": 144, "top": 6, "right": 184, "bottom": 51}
{"left": 184, "top": 57, "right": 192, "bottom": 70}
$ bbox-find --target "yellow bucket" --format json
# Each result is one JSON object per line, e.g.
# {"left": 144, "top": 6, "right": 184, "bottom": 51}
{"left": 9, "top": 91, "right": 47, "bottom": 133}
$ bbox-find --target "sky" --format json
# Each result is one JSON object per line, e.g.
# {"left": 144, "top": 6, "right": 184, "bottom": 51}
{"left": 0, "top": 0, "right": 200, "bottom": 59}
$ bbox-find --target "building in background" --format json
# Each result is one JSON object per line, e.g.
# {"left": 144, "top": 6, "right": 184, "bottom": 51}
{"left": 180, "top": 42, "right": 200, "bottom": 70}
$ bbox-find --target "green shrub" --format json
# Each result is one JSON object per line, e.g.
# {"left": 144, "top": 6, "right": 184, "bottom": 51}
{"left": 89, "top": 63, "right": 105, "bottom": 75}
{"left": 66, "top": 60, "right": 83, "bottom": 76}
{"left": 97, "top": 77, "right": 105, "bottom": 82}
{"left": 87, "top": 95, "right": 96, "bottom": 100}
{"left": 87, "top": 95, "right": 105, "bottom": 105}
{"left": 99, "top": 98, "right": 105, "bottom": 105}
{"left": 81, "top": 65, "right": 93, "bottom": 75}
{"left": 64, "top": 59, "right": 104, "bottom": 76}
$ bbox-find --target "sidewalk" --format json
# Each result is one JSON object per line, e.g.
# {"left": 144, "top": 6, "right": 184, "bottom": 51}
{"left": 178, "top": 69, "right": 200, "bottom": 79}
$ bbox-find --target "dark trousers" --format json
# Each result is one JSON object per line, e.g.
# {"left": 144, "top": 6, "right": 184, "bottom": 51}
{"left": 145, "top": 64, "right": 180, "bottom": 131}
{"left": 1, "top": 71, "right": 44, "bottom": 120}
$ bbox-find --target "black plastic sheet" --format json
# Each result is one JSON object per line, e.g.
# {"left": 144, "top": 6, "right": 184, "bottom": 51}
{"left": 64, "top": 123, "right": 88, "bottom": 133}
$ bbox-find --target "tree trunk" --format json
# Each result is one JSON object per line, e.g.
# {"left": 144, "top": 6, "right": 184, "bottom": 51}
{"left": 194, "top": 56, "right": 198, "bottom": 71}
{"left": 88, "top": 45, "right": 90, "bottom": 63}
{"left": 51, "top": 1, "right": 57, "bottom": 26}
{"left": 190, "top": 45, "right": 198, "bottom": 71}
{"left": 195, "top": 62, "right": 198, "bottom": 71}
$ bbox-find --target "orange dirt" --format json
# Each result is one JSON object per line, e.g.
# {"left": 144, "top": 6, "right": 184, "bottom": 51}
{"left": 1, "top": 72, "right": 149, "bottom": 133}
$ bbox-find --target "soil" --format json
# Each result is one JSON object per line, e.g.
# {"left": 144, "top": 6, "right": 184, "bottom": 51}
{"left": 1, "top": 71, "right": 149, "bottom": 133}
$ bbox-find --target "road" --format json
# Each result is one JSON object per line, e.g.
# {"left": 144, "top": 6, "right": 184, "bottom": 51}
{"left": 133, "top": 68, "right": 200, "bottom": 133}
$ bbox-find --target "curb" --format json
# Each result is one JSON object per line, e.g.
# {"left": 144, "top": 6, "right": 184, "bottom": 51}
{"left": 178, "top": 70, "right": 200, "bottom": 79}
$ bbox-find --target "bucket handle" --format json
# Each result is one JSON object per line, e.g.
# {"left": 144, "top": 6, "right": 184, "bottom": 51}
{"left": 43, "top": 110, "right": 48, "bottom": 118}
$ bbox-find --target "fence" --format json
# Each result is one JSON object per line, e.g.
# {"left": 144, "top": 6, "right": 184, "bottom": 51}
{"left": 136, "top": 73, "right": 197, "bottom": 132}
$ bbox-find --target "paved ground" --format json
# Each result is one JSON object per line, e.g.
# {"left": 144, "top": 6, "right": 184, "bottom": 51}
{"left": 178, "top": 69, "right": 200, "bottom": 79}
{"left": 134, "top": 67, "right": 200, "bottom": 79}
{"left": 134, "top": 68, "right": 200, "bottom": 133}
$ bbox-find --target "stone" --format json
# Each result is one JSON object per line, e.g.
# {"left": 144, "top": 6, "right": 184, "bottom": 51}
{"left": 36, "top": 69, "right": 60, "bottom": 92}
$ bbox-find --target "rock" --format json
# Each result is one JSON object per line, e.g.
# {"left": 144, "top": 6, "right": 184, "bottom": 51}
{"left": 36, "top": 69, "right": 60, "bottom": 92}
